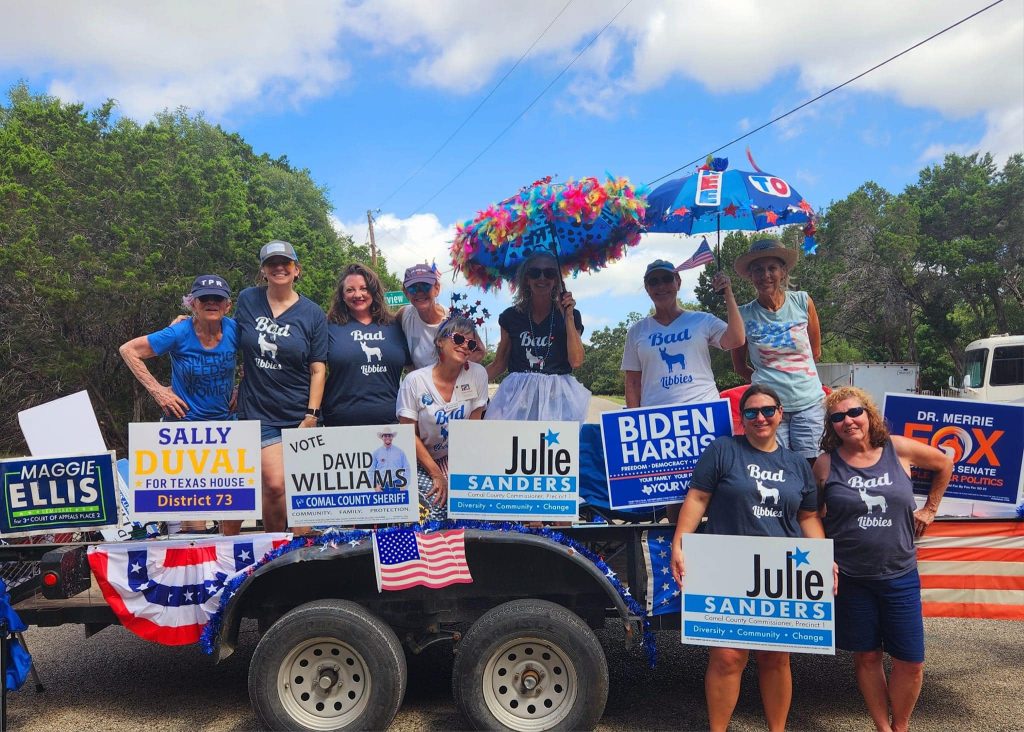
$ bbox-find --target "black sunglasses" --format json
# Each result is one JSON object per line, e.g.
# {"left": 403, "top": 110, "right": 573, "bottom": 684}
{"left": 197, "top": 295, "right": 227, "bottom": 303}
{"left": 645, "top": 273, "right": 676, "bottom": 287}
{"left": 742, "top": 405, "right": 779, "bottom": 420}
{"left": 829, "top": 406, "right": 866, "bottom": 423}
{"left": 527, "top": 267, "right": 558, "bottom": 280}
{"left": 449, "top": 333, "right": 479, "bottom": 352}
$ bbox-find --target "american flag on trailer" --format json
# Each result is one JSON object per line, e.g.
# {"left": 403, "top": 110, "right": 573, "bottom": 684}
{"left": 916, "top": 520, "right": 1024, "bottom": 620}
{"left": 373, "top": 528, "right": 473, "bottom": 592}
{"left": 88, "top": 533, "right": 291, "bottom": 645}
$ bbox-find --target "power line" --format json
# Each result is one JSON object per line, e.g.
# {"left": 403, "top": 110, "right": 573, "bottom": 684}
{"left": 375, "top": 0, "right": 576, "bottom": 211}
{"left": 410, "top": 0, "right": 636, "bottom": 217}
{"left": 646, "top": 0, "right": 1008, "bottom": 187}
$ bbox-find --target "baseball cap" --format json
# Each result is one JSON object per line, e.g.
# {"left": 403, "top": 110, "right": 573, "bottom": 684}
{"left": 260, "top": 240, "right": 299, "bottom": 264}
{"left": 404, "top": 263, "right": 439, "bottom": 287}
{"left": 645, "top": 259, "right": 677, "bottom": 276}
{"left": 190, "top": 274, "right": 231, "bottom": 298}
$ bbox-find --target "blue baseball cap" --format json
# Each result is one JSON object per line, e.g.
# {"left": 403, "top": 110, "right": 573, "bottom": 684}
{"left": 190, "top": 274, "right": 231, "bottom": 298}
{"left": 645, "top": 259, "right": 677, "bottom": 276}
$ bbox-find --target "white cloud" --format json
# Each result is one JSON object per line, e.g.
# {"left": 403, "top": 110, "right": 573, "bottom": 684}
{"left": 0, "top": 0, "right": 348, "bottom": 119}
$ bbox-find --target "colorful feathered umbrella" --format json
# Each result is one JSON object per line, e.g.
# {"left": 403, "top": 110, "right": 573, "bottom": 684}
{"left": 450, "top": 175, "right": 648, "bottom": 291}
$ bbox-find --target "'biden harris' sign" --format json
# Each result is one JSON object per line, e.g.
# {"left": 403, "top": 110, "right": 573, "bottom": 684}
{"left": 600, "top": 400, "right": 732, "bottom": 510}
{"left": 447, "top": 420, "right": 579, "bottom": 522}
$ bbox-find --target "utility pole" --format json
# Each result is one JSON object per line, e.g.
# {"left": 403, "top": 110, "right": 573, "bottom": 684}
{"left": 367, "top": 209, "right": 378, "bottom": 268}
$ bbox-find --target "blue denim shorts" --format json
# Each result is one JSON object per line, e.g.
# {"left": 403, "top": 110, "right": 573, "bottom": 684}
{"left": 835, "top": 568, "right": 925, "bottom": 663}
{"left": 260, "top": 423, "right": 283, "bottom": 448}
{"left": 777, "top": 399, "right": 825, "bottom": 458}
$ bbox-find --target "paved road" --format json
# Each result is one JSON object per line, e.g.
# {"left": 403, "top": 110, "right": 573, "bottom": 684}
{"left": 8, "top": 615, "right": 1023, "bottom": 731}
{"left": 587, "top": 395, "right": 622, "bottom": 423}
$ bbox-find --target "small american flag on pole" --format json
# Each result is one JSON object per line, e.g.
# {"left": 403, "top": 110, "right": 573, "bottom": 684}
{"left": 675, "top": 237, "right": 715, "bottom": 271}
{"left": 372, "top": 528, "right": 473, "bottom": 591}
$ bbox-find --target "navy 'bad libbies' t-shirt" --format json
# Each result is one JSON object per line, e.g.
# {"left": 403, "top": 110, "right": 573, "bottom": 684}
{"left": 322, "top": 320, "right": 409, "bottom": 426}
{"left": 147, "top": 318, "right": 237, "bottom": 421}
{"left": 235, "top": 286, "right": 328, "bottom": 427}
{"left": 690, "top": 436, "right": 816, "bottom": 538}
{"left": 499, "top": 306, "right": 583, "bottom": 375}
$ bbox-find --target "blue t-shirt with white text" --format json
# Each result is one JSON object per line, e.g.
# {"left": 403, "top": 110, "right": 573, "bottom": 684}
{"left": 147, "top": 318, "right": 237, "bottom": 421}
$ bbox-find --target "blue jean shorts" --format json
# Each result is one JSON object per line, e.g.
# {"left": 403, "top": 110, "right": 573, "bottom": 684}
{"left": 260, "top": 424, "right": 283, "bottom": 448}
{"left": 777, "top": 399, "right": 825, "bottom": 458}
{"left": 835, "top": 569, "right": 925, "bottom": 663}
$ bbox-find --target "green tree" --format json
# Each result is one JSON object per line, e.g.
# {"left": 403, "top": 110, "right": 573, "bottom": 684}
{"left": 575, "top": 312, "right": 642, "bottom": 395}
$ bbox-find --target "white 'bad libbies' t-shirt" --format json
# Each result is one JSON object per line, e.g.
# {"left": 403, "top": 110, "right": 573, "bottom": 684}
{"left": 621, "top": 311, "right": 728, "bottom": 406}
{"left": 396, "top": 363, "right": 489, "bottom": 461}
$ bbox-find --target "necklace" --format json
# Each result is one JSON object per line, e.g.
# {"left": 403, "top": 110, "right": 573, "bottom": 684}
{"left": 527, "top": 305, "right": 555, "bottom": 371}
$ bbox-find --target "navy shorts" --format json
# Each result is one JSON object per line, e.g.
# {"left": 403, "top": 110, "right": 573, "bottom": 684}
{"left": 835, "top": 568, "right": 925, "bottom": 663}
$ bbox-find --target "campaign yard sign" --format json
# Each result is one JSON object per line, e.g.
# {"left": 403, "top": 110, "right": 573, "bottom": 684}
{"left": 283, "top": 425, "right": 417, "bottom": 525}
{"left": 447, "top": 420, "right": 579, "bottom": 522}
{"left": 129, "top": 421, "right": 262, "bottom": 522}
{"left": 600, "top": 400, "right": 732, "bottom": 510}
{"left": 1, "top": 452, "right": 118, "bottom": 535}
{"left": 884, "top": 394, "right": 1024, "bottom": 508}
{"left": 682, "top": 533, "right": 835, "bottom": 655}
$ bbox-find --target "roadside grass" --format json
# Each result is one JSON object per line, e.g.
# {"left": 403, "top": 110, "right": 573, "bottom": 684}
{"left": 595, "top": 394, "right": 626, "bottom": 405}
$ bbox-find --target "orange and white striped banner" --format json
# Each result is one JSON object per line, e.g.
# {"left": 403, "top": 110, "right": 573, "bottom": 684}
{"left": 916, "top": 520, "right": 1024, "bottom": 621}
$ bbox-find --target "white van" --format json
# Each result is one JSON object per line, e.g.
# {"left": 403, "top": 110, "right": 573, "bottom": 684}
{"left": 952, "top": 334, "right": 1024, "bottom": 403}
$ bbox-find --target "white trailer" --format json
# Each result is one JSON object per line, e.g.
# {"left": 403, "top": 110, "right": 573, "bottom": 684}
{"left": 817, "top": 362, "right": 919, "bottom": 406}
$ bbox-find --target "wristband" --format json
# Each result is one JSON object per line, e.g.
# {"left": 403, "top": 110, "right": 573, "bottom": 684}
{"left": 305, "top": 408, "right": 321, "bottom": 418}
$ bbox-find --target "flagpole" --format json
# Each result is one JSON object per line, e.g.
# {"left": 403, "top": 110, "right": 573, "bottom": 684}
{"left": 715, "top": 213, "right": 721, "bottom": 272}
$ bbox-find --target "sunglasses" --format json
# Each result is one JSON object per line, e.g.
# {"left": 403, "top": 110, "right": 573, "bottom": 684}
{"left": 645, "top": 273, "right": 676, "bottom": 287}
{"left": 829, "top": 406, "right": 866, "bottom": 423}
{"left": 449, "top": 332, "right": 479, "bottom": 352}
{"left": 263, "top": 257, "right": 294, "bottom": 268}
{"left": 742, "top": 405, "right": 779, "bottom": 420}
{"left": 406, "top": 282, "right": 432, "bottom": 295}
{"left": 527, "top": 267, "right": 558, "bottom": 280}
{"left": 196, "top": 295, "right": 227, "bottom": 304}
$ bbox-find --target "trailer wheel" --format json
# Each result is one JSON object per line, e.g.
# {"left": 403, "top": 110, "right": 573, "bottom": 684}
{"left": 248, "top": 599, "right": 406, "bottom": 731}
{"left": 452, "top": 599, "right": 608, "bottom": 731}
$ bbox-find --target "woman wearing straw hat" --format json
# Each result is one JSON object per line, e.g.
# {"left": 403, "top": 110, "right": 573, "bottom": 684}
{"left": 732, "top": 238, "right": 825, "bottom": 462}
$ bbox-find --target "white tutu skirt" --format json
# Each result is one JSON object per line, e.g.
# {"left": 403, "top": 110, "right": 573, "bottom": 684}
{"left": 486, "top": 372, "right": 591, "bottom": 422}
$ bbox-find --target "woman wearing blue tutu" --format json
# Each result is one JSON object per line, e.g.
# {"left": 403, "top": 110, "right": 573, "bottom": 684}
{"left": 486, "top": 252, "right": 590, "bottom": 422}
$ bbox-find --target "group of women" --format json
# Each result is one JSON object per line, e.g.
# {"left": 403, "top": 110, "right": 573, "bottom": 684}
{"left": 122, "top": 236, "right": 951, "bottom": 732}
{"left": 120, "top": 242, "right": 586, "bottom": 530}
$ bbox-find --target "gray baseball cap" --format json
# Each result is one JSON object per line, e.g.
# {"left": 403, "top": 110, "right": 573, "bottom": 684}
{"left": 260, "top": 240, "right": 299, "bottom": 263}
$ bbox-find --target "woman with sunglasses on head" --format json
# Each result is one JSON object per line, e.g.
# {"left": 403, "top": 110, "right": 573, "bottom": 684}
{"left": 322, "top": 263, "right": 410, "bottom": 428}
{"left": 397, "top": 317, "right": 489, "bottom": 519}
{"left": 226, "top": 240, "right": 328, "bottom": 535}
{"left": 486, "top": 252, "right": 589, "bottom": 421}
{"left": 731, "top": 238, "right": 825, "bottom": 463}
{"left": 622, "top": 259, "right": 744, "bottom": 409}
{"left": 814, "top": 386, "right": 951, "bottom": 732}
{"left": 120, "top": 274, "right": 237, "bottom": 534}
{"left": 670, "top": 384, "right": 825, "bottom": 732}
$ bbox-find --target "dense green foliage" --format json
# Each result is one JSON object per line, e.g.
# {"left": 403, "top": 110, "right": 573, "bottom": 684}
{"left": 0, "top": 86, "right": 400, "bottom": 452}
{"left": 590, "top": 152, "right": 1024, "bottom": 396}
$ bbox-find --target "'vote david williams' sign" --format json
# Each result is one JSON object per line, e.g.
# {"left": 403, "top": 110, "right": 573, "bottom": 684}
{"left": 129, "top": 421, "right": 262, "bottom": 522}
{"left": 884, "top": 394, "right": 1024, "bottom": 507}
{"left": 601, "top": 400, "right": 732, "bottom": 509}
{"left": 283, "top": 425, "right": 417, "bottom": 526}
{"left": 682, "top": 533, "right": 835, "bottom": 655}
{"left": 447, "top": 420, "right": 579, "bottom": 522}
{"left": 1, "top": 452, "right": 118, "bottom": 536}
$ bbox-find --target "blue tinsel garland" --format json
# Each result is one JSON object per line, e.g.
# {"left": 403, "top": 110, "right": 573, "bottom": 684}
{"left": 199, "top": 520, "right": 657, "bottom": 667}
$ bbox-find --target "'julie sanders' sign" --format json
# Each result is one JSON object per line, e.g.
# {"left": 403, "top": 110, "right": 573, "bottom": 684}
{"left": 682, "top": 534, "right": 835, "bottom": 655}
{"left": 129, "top": 421, "right": 262, "bottom": 522}
{"left": 447, "top": 420, "right": 579, "bottom": 522}
{"left": 1, "top": 452, "right": 118, "bottom": 536}
{"left": 283, "top": 425, "right": 418, "bottom": 526}
{"left": 601, "top": 400, "right": 732, "bottom": 510}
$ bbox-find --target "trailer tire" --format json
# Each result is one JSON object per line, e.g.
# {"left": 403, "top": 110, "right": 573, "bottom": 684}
{"left": 452, "top": 599, "right": 608, "bottom": 731}
{"left": 248, "top": 599, "right": 406, "bottom": 731}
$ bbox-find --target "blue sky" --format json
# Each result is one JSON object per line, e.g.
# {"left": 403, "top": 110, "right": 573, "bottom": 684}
{"left": 2, "top": 0, "right": 1021, "bottom": 345}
